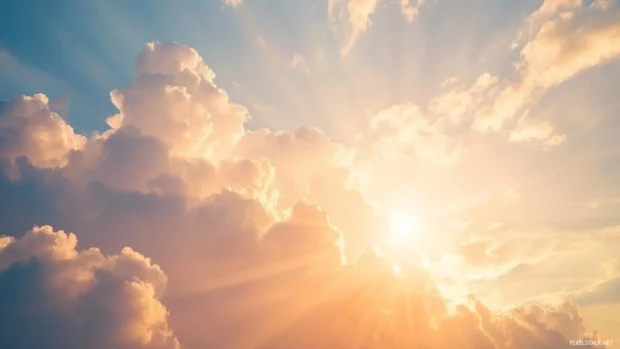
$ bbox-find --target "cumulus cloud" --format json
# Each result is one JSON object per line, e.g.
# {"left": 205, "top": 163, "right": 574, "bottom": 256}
{"left": 235, "top": 126, "right": 351, "bottom": 207}
{"left": 0, "top": 94, "right": 86, "bottom": 169}
{"left": 109, "top": 41, "right": 248, "bottom": 160}
{"left": 234, "top": 126, "right": 386, "bottom": 258}
{"left": 0, "top": 40, "right": 381, "bottom": 285}
{"left": 0, "top": 225, "right": 179, "bottom": 349}
{"left": 263, "top": 200, "right": 344, "bottom": 269}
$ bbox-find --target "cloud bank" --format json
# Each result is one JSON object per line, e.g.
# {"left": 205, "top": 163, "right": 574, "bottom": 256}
{"left": 0, "top": 225, "right": 179, "bottom": 349}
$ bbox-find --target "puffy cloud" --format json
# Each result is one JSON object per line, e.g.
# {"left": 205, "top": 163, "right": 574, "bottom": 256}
{"left": 0, "top": 41, "right": 379, "bottom": 295}
{"left": 72, "top": 126, "right": 277, "bottom": 202}
{"left": 263, "top": 200, "right": 344, "bottom": 268}
{"left": 235, "top": 126, "right": 386, "bottom": 258}
{"left": 0, "top": 225, "right": 179, "bottom": 349}
{"left": 0, "top": 94, "right": 85, "bottom": 169}
{"left": 87, "top": 127, "right": 171, "bottom": 191}
{"left": 0, "top": 151, "right": 276, "bottom": 298}
{"left": 109, "top": 41, "right": 248, "bottom": 160}
{"left": 235, "top": 127, "right": 351, "bottom": 207}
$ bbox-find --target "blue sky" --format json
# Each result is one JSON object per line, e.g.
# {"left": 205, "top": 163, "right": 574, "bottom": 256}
{"left": 1, "top": 0, "right": 549, "bottom": 135}
{"left": 1, "top": 0, "right": 335, "bottom": 132}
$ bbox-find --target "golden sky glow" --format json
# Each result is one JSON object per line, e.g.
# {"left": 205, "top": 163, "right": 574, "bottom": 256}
{"left": 0, "top": 0, "right": 619, "bottom": 348}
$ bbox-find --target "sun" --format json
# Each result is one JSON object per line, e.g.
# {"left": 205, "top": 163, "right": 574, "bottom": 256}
{"left": 390, "top": 216, "right": 414, "bottom": 236}
{"left": 388, "top": 213, "right": 420, "bottom": 248}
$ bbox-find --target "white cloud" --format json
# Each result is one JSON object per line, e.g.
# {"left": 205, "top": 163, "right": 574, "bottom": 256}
{"left": 399, "top": 0, "right": 425, "bottom": 23}
{"left": 510, "top": 114, "right": 567, "bottom": 149}
{"left": 418, "top": 0, "right": 620, "bottom": 152}
{"left": 109, "top": 41, "right": 249, "bottom": 160}
{"left": 471, "top": 0, "right": 620, "bottom": 141}
{"left": 341, "top": 0, "right": 381, "bottom": 56}
{"left": 289, "top": 53, "right": 310, "bottom": 74}
{"left": 0, "top": 225, "right": 180, "bottom": 349}
{"left": 328, "top": 0, "right": 430, "bottom": 56}
{"left": 360, "top": 103, "right": 467, "bottom": 166}
{"left": 224, "top": 0, "right": 243, "bottom": 7}
{"left": 0, "top": 94, "right": 86, "bottom": 168}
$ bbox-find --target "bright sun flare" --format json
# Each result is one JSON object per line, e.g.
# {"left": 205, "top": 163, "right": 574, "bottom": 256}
{"left": 388, "top": 214, "right": 419, "bottom": 248}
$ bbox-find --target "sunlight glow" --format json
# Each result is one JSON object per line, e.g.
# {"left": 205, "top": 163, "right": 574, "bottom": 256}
{"left": 388, "top": 213, "right": 420, "bottom": 249}
{"left": 390, "top": 216, "right": 414, "bottom": 235}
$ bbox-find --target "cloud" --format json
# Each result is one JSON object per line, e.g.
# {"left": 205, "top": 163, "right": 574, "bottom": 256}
{"left": 577, "top": 258, "right": 620, "bottom": 306}
{"left": 289, "top": 53, "right": 309, "bottom": 74}
{"left": 451, "top": 233, "right": 556, "bottom": 280}
{"left": 0, "top": 94, "right": 86, "bottom": 168}
{"left": 263, "top": 200, "right": 345, "bottom": 268}
{"left": 343, "top": 0, "right": 381, "bottom": 56}
{"left": 329, "top": 0, "right": 430, "bottom": 56}
{"left": 223, "top": 0, "right": 243, "bottom": 7}
{"left": 425, "top": 0, "right": 620, "bottom": 149}
{"left": 250, "top": 251, "right": 606, "bottom": 349}
{"left": 510, "top": 113, "right": 567, "bottom": 149}
{"left": 109, "top": 41, "right": 249, "bottom": 160}
{"left": 328, "top": 0, "right": 382, "bottom": 57}
{"left": 0, "top": 225, "right": 179, "bottom": 349}
{"left": 472, "top": 0, "right": 620, "bottom": 138}
{"left": 429, "top": 72, "right": 500, "bottom": 124}
{"left": 399, "top": 0, "right": 425, "bottom": 23}
{"left": 359, "top": 103, "right": 467, "bottom": 166}
{"left": 234, "top": 126, "right": 386, "bottom": 258}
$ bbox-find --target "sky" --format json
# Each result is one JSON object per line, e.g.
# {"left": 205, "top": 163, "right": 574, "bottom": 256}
{"left": 1, "top": 0, "right": 620, "bottom": 348}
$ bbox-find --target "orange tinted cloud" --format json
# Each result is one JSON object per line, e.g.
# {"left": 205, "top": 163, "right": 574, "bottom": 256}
{"left": 0, "top": 225, "right": 180, "bottom": 349}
